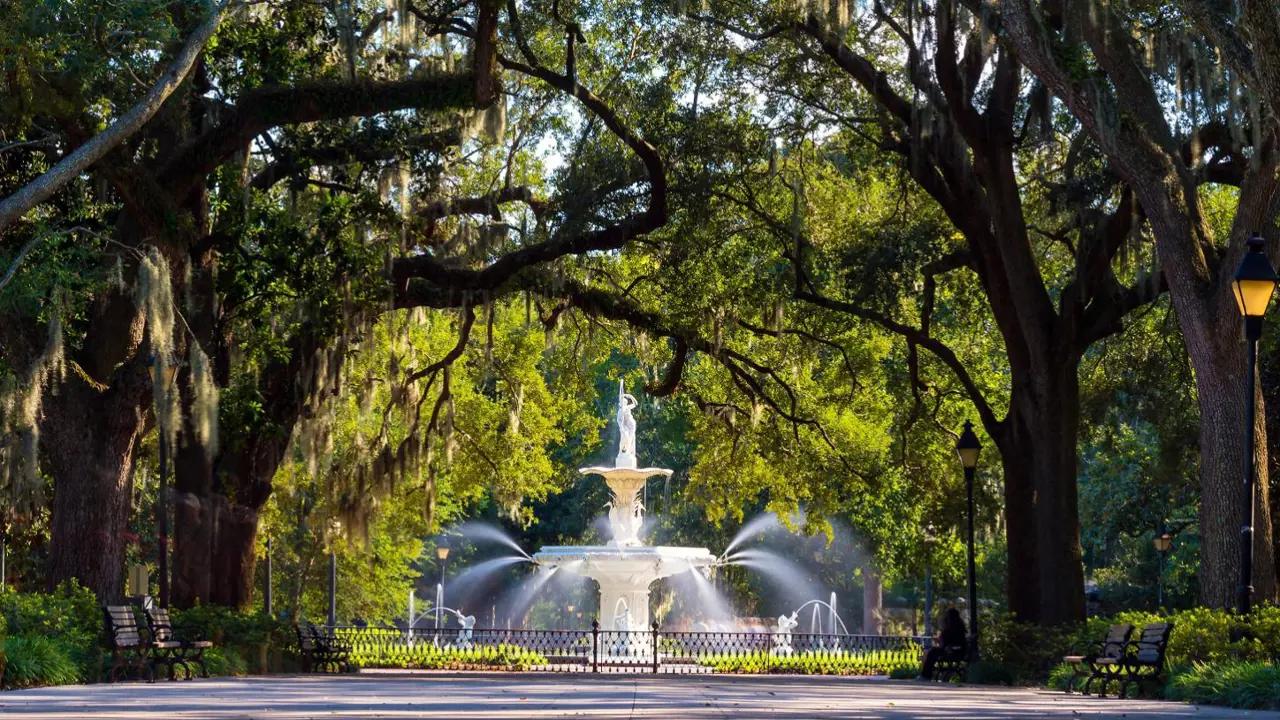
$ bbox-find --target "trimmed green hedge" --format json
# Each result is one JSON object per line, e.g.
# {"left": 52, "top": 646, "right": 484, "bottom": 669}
{"left": 347, "top": 640, "right": 548, "bottom": 670}
{"left": 697, "top": 648, "right": 921, "bottom": 676}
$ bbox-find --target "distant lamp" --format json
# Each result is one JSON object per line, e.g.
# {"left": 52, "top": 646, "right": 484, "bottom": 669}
{"left": 1152, "top": 531, "right": 1173, "bottom": 554}
{"left": 567, "top": 604, "right": 575, "bottom": 613}
{"left": 436, "top": 535, "right": 451, "bottom": 561}
{"left": 955, "top": 421, "right": 981, "bottom": 469}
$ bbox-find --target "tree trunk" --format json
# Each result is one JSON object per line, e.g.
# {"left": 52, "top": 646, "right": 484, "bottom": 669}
{"left": 861, "top": 564, "right": 882, "bottom": 635}
{"left": 208, "top": 501, "right": 261, "bottom": 608}
{"left": 989, "top": 350, "right": 1086, "bottom": 625}
{"left": 45, "top": 371, "right": 149, "bottom": 600}
{"left": 1191, "top": 344, "right": 1277, "bottom": 606}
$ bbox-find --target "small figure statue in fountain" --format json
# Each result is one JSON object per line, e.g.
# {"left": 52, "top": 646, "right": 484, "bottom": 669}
{"left": 772, "top": 611, "right": 799, "bottom": 657}
{"left": 615, "top": 379, "right": 639, "bottom": 469}
{"left": 453, "top": 614, "right": 476, "bottom": 650}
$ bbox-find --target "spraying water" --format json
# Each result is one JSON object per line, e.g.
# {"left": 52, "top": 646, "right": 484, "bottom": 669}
{"left": 454, "top": 521, "right": 532, "bottom": 559}
{"left": 720, "top": 514, "right": 783, "bottom": 559}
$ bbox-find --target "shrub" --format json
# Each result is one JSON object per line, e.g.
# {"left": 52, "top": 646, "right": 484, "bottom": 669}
{"left": 2, "top": 636, "right": 80, "bottom": 689}
{"left": 965, "top": 660, "right": 1015, "bottom": 685}
{"left": 172, "top": 606, "right": 293, "bottom": 674}
{"left": 0, "top": 582, "right": 100, "bottom": 651}
{"left": 887, "top": 665, "right": 919, "bottom": 680}
{"left": 697, "top": 648, "right": 920, "bottom": 676}
{"left": 348, "top": 640, "right": 548, "bottom": 670}
{"left": 1167, "top": 661, "right": 1280, "bottom": 709}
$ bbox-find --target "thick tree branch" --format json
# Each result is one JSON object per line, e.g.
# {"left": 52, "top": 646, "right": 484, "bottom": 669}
{"left": 0, "top": 1, "right": 227, "bottom": 235}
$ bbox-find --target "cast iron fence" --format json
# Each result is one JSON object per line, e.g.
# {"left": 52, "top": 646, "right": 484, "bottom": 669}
{"left": 328, "top": 623, "right": 927, "bottom": 675}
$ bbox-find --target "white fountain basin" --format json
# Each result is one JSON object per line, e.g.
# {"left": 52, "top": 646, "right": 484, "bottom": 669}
{"left": 534, "top": 545, "right": 717, "bottom": 632}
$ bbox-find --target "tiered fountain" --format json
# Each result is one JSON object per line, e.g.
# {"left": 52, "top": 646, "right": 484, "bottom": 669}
{"left": 533, "top": 381, "right": 717, "bottom": 634}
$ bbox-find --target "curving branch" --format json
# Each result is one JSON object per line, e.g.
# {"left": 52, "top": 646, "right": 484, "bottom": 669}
{"left": 0, "top": 1, "right": 228, "bottom": 235}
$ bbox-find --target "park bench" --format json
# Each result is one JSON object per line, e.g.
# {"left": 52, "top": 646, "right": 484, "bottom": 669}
{"left": 102, "top": 605, "right": 182, "bottom": 683}
{"left": 1115, "top": 622, "right": 1174, "bottom": 698}
{"left": 296, "top": 622, "right": 353, "bottom": 673}
{"left": 931, "top": 641, "right": 969, "bottom": 682}
{"left": 145, "top": 607, "right": 212, "bottom": 680}
{"left": 1061, "top": 623, "right": 1133, "bottom": 695}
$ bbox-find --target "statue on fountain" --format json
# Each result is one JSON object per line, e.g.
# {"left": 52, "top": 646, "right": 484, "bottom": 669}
{"left": 615, "top": 379, "right": 639, "bottom": 469}
{"left": 772, "top": 611, "right": 799, "bottom": 657}
{"left": 453, "top": 615, "right": 476, "bottom": 650}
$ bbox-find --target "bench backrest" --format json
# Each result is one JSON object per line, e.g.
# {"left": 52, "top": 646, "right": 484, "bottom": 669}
{"left": 1133, "top": 622, "right": 1173, "bottom": 665}
{"left": 1100, "top": 623, "right": 1133, "bottom": 660}
{"left": 103, "top": 606, "right": 142, "bottom": 648}
{"left": 146, "top": 607, "right": 174, "bottom": 642}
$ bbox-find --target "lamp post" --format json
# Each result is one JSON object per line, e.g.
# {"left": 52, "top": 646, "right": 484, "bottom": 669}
{"left": 1152, "top": 528, "right": 1172, "bottom": 608}
{"left": 955, "top": 420, "right": 982, "bottom": 659}
{"left": 264, "top": 538, "right": 273, "bottom": 617}
{"left": 1232, "top": 231, "right": 1278, "bottom": 618}
{"left": 923, "top": 523, "right": 936, "bottom": 641}
{"left": 147, "top": 357, "right": 179, "bottom": 608}
{"left": 435, "top": 535, "right": 450, "bottom": 630}
{"left": 567, "top": 604, "right": 575, "bottom": 627}
{"left": 327, "top": 519, "right": 340, "bottom": 627}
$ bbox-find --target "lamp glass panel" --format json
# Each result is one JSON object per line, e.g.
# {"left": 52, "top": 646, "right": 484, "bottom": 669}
{"left": 957, "top": 447, "right": 980, "bottom": 469}
{"left": 436, "top": 546, "right": 450, "bottom": 560}
{"left": 1235, "top": 278, "right": 1277, "bottom": 317}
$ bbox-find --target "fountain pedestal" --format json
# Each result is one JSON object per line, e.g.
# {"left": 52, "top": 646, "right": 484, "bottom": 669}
{"left": 532, "top": 381, "right": 716, "bottom": 638}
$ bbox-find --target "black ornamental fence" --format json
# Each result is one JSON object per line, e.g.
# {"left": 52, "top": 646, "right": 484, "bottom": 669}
{"left": 328, "top": 623, "right": 928, "bottom": 675}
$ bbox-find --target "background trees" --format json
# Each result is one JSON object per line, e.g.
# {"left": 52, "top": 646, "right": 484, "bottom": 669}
{"left": 0, "top": 0, "right": 1249, "bottom": 627}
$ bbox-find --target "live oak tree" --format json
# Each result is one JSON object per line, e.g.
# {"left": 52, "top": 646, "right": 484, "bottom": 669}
{"left": 980, "top": 0, "right": 1280, "bottom": 607}
{"left": 678, "top": 0, "right": 1165, "bottom": 623}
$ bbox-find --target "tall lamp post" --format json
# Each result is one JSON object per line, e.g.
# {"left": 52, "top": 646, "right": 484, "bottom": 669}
{"left": 435, "top": 535, "right": 450, "bottom": 630}
{"left": 327, "top": 518, "right": 341, "bottom": 627}
{"left": 955, "top": 421, "right": 982, "bottom": 659}
{"left": 1152, "top": 528, "right": 1172, "bottom": 608}
{"left": 147, "top": 357, "right": 178, "bottom": 608}
{"left": 923, "top": 523, "right": 937, "bottom": 641}
{"left": 1231, "top": 231, "right": 1278, "bottom": 617}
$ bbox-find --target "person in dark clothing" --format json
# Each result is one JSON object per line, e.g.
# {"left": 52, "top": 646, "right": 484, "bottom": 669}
{"left": 919, "top": 607, "right": 967, "bottom": 680}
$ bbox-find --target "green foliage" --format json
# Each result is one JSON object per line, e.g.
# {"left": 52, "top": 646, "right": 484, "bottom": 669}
{"left": 1, "top": 635, "right": 79, "bottom": 689}
{"left": 964, "top": 661, "right": 1015, "bottom": 686}
{"left": 346, "top": 637, "right": 548, "bottom": 670}
{"left": 1167, "top": 662, "right": 1280, "bottom": 710}
{"left": 697, "top": 647, "right": 920, "bottom": 676}
{"left": 887, "top": 665, "right": 920, "bottom": 680}
{"left": 0, "top": 581, "right": 100, "bottom": 651}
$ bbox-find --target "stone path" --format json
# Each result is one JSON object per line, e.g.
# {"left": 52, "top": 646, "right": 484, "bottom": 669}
{"left": 0, "top": 672, "right": 1276, "bottom": 719}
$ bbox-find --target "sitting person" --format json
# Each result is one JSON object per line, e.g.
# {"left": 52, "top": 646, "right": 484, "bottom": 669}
{"left": 920, "top": 607, "right": 967, "bottom": 680}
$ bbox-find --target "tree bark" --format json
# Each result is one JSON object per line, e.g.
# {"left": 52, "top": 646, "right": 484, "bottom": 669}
{"left": 45, "top": 367, "right": 150, "bottom": 600}
{"left": 862, "top": 564, "right": 882, "bottom": 635}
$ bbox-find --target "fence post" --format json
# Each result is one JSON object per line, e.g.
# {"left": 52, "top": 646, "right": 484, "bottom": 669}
{"left": 592, "top": 619, "right": 599, "bottom": 673}
{"left": 651, "top": 623, "right": 659, "bottom": 674}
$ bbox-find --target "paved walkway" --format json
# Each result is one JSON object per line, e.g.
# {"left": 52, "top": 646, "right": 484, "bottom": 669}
{"left": 0, "top": 672, "right": 1276, "bottom": 719}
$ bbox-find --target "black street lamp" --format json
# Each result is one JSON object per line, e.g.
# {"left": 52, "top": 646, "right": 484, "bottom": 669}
{"left": 923, "top": 523, "right": 936, "bottom": 641}
{"left": 146, "top": 357, "right": 178, "bottom": 608}
{"left": 1152, "top": 528, "right": 1172, "bottom": 608}
{"left": 955, "top": 420, "right": 982, "bottom": 660}
{"left": 1232, "top": 232, "right": 1278, "bottom": 618}
{"left": 435, "top": 535, "right": 450, "bottom": 630}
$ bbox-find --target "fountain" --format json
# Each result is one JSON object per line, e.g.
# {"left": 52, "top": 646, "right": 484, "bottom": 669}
{"left": 533, "top": 380, "right": 718, "bottom": 634}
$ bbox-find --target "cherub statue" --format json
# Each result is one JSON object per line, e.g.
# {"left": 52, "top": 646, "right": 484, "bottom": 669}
{"left": 772, "top": 611, "right": 799, "bottom": 657}
{"left": 455, "top": 614, "right": 476, "bottom": 650}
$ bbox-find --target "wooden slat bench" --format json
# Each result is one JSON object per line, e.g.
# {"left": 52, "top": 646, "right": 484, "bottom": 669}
{"left": 102, "top": 606, "right": 182, "bottom": 683}
{"left": 1062, "top": 623, "right": 1133, "bottom": 695}
{"left": 932, "top": 643, "right": 969, "bottom": 682}
{"left": 296, "top": 622, "right": 353, "bottom": 673}
{"left": 146, "top": 607, "right": 213, "bottom": 680}
{"left": 1117, "top": 622, "right": 1174, "bottom": 698}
